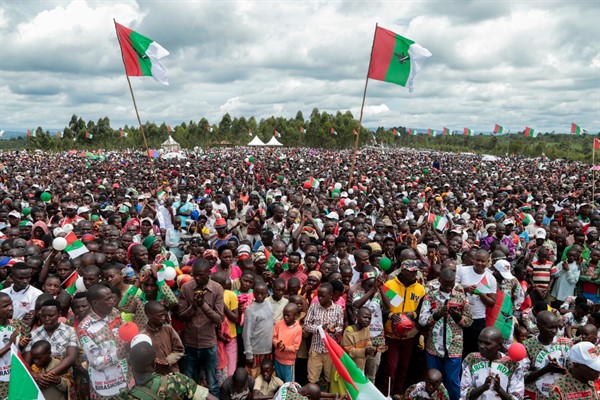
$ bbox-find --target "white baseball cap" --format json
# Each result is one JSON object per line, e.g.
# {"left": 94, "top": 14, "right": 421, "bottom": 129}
{"left": 493, "top": 259, "right": 514, "bottom": 280}
{"left": 130, "top": 334, "right": 152, "bottom": 349}
{"left": 569, "top": 342, "right": 600, "bottom": 371}
{"left": 535, "top": 228, "right": 547, "bottom": 239}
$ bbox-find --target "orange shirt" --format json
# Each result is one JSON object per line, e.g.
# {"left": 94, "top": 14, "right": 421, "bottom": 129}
{"left": 272, "top": 319, "right": 302, "bottom": 365}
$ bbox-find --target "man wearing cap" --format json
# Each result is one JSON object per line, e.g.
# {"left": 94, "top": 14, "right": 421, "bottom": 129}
{"left": 383, "top": 259, "right": 426, "bottom": 394}
{"left": 492, "top": 259, "right": 524, "bottom": 324}
{"left": 209, "top": 218, "right": 236, "bottom": 250}
{"left": 527, "top": 227, "right": 557, "bottom": 263}
{"left": 122, "top": 338, "right": 216, "bottom": 400}
{"left": 549, "top": 342, "right": 600, "bottom": 400}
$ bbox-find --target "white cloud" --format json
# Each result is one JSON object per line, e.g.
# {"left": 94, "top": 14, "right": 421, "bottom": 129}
{"left": 0, "top": 0, "right": 598, "bottom": 134}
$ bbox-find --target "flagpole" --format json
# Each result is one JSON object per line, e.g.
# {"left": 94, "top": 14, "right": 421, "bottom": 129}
{"left": 593, "top": 142, "right": 596, "bottom": 208}
{"left": 348, "top": 22, "right": 378, "bottom": 189}
{"left": 113, "top": 19, "right": 159, "bottom": 187}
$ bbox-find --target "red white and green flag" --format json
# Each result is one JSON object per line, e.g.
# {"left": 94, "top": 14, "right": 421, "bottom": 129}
{"left": 27, "top": 129, "right": 36, "bottom": 138}
{"left": 464, "top": 128, "right": 474, "bottom": 137}
{"left": 383, "top": 282, "right": 403, "bottom": 307}
{"left": 299, "top": 127, "right": 306, "bottom": 134}
{"left": 318, "top": 327, "right": 387, "bottom": 400}
{"left": 474, "top": 275, "right": 494, "bottom": 294}
{"left": 64, "top": 232, "right": 89, "bottom": 259}
{"left": 407, "top": 128, "right": 414, "bottom": 136}
{"left": 442, "top": 127, "right": 450, "bottom": 136}
{"left": 248, "top": 128, "right": 252, "bottom": 136}
{"left": 571, "top": 123, "right": 582, "bottom": 135}
{"left": 274, "top": 130, "right": 281, "bottom": 138}
{"left": 524, "top": 127, "right": 537, "bottom": 138}
{"left": 594, "top": 138, "right": 600, "bottom": 150}
{"left": 330, "top": 127, "right": 338, "bottom": 135}
{"left": 8, "top": 344, "right": 45, "bottom": 400}
{"left": 393, "top": 128, "right": 399, "bottom": 137}
{"left": 368, "top": 26, "right": 431, "bottom": 92}
{"left": 427, "top": 129, "right": 436, "bottom": 137}
{"left": 307, "top": 176, "right": 320, "bottom": 189}
{"left": 486, "top": 291, "right": 513, "bottom": 340}
{"left": 120, "top": 130, "right": 128, "bottom": 138}
{"left": 427, "top": 213, "right": 449, "bottom": 231}
{"left": 62, "top": 270, "right": 80, "bottom": 295}
{"left": 85, "top": 131, "right": 93, "bottom": 139}
{"left": 353, "top": 129, "right": 358, "bottom": 136}
{"left": 115, "top": 21, "right": 169, "bottom": 85}
{"left": 494, "top": 124, "right": 504, "bottom": 134}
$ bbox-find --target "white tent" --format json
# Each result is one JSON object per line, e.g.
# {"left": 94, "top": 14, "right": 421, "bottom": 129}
{"left": 163, "top": 152, "right": 187, "bottom": 160}
{"left": 266, "top": 136, "right": 283, "bottom": 146}
{"left": 161, "top": 135, "right": 181, "bottom": 151}
{"left": 248, "top": 136, "right": 266, "bottom": 146}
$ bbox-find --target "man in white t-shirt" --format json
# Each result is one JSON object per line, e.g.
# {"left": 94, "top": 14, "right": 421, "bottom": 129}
{"left": 1, "top": 262, "right": 42, "bottom": 321}
{"left": 456, "top": 249, "right": 497, "bottom": 357}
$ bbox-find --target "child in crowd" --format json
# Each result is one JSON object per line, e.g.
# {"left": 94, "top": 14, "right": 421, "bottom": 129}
{"left": 243, "top": 281, "right": 274, "bottom": 378}
{"left": 252, "top": 358, "right": 284, "bottom": 400}
{"left": 273, "top": 303, "right": 302, "bottom": 382}
{"left": 30, "top": 340, "right": 69, "bottom": 400}
{"left": 341, "top": 307, "right": 376, "bottom": 372}
{"left": 141, "top": 301, "right": 184, "bottom": 374}
{"left": 404, "top": 369, "right": 449, "bottom": 400}
{"left": 268, "top": 278, "right": 289, "bottom": 324}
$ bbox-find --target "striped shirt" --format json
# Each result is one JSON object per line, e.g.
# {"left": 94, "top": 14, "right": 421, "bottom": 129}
{"left": 528, "top": 260, "right": 554, "bottom": 290}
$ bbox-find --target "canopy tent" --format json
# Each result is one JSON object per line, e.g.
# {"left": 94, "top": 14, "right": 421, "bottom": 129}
{"left": 163, "top": 152, "right": 187, "bottom": 160}
{"left": 161, "top": 135, "right": 181, "bottom": 151}
{"left": 265, "top": 136, "right": 283, "bottom": 146}
{"left": 248, "top": 136, "right": 266, "bottom": 146}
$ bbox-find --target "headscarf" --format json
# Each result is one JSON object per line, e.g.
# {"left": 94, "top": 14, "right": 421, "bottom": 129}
{"left": 251, "top": 251, "right": 267, "bottom": 263}
{"left": 32, "top": 221, "right": 49, "bottom": 236}
{"left": 142, "top": 235, "right": 156, "bottom": 250}
{"left": 203, "top": 249, "right": 218, "bottom": 260}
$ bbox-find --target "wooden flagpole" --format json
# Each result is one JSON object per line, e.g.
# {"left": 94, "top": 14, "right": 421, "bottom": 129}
{"left": 348, "top": 23, "right": 378, "bottom": 189}
{"left": 113, "top": 19, "right": 160, "bottom": 187}
{"left": 593, "top": 139, "right": 596, "bottom": 208}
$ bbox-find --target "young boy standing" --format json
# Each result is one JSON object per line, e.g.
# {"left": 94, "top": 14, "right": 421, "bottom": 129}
{"left": 30, "top": 340, "right": 69, "bottom": 400}
{"left": 273, "top": 303, "right": 303, "bottom": 382}
{"left": 141, "top": 301, "right": 184, "bottom": 374}
{"left": 243, "top": 281, "right": 273, "bottom": 378}
{"left": 341, "top": 307, "right": 376, "bottom": 372}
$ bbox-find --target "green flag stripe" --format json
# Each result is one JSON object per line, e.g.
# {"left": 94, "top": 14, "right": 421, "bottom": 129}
{"left": 129, "top": 30, "right": 153, "bottom": 77}
{"left": 384, "top": 35, "right": 413, "bottom": 86}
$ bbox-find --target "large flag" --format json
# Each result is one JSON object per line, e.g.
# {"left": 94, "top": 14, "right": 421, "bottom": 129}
{"left": 115, "top": 21, "right": 170, "bottom": 85}
{"left": 571, "top": 123, "right": 582, "bottom": 135}
{"left": 595, "top": 138, "right": 600, "bottom": 150}
{"left": 27, "top": 129, "right": 36, "bottom": 138}
{"left": 494, "top": 124, "right": 504, "bottom": 134}
{"left": 464, "top": 128, "right": 474, "bottom": 137}
{"left": 486, "top": 291, "right": 513, "bottom": 340}
{"left": 8, "top": 344, "right": 46, "bottom": 399}
{"left": 523, "top": 127, "right": 536, "bottom": 138}
{"left": 442, "top": 127, "right": 450, "bottom": 136}
{"left": 318, "top": 327, "right": 386, "bottom": 400}
{"left": 120, "top": 130, "right": 128, "bottom": 138}
{"left": 368, "top": 26, "right": 431, "bottom": 92}
{"left": 274, "top": 130, "right": 281, "bottom": 138}
{"left": 85, "top": 131, "right": 93, "bottom": 139}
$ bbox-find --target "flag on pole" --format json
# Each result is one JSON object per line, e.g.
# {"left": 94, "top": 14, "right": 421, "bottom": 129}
{"left": 353, "top": 129, "right": 358, "bottom": 136}
{"left": 442, "top": 127, "right": 450, "bottom": 136}
{"left": 27, "top": 129, "right": 36, "bottom": 138}
{"left": 464, "top": 128, "right": 474, "bottom": 137}
{"left": 594, "top": 138, "right": 600, "bottom": 150}
{"left": 318, "top": 327, "right": 387, "bottom": 400}
{"left": 115, "top": 21, "right": 169, "bottom": 85}
{"left": 486, "top": 291, "right": 513, "bottom": 340}
{"left": 571, "top": 123, "right": 582, "bottom": 135}
{"left": 274, "top": 130, "right": 281, "bottom": 138}
{"left": 474, "top": 275, "right": 494, "bottom": 294}
{"left": 8, "top": 344, "right": 46, "bottom": 400}
{"left": 494, "top": 124, "right": 504, "bottom": 134}
{"left": 57, "top": 131, "right": 62, "bottom": 138}
{"left": 120, "top": 130, "right": 128, "bottom": 138}
{"left": 368, "top": 26, "right": 431, "bottom": 92}
{"left": 427, "top": 129, "right": 436, "bottom": 136}
{"left": 85, "top": 131, "right": 93, "bottom": 139}
{"left": 167, "top": 125, "right": 172, "bottom": 133}
{"left": 248, "top": 128, "right": 252, "bottom": 136}
{"left": 331, "top": 127, "right": 338, "bottom": 135}
{"left": 299, "top": 127, "right": 305, "bottom": 134}
{"left": 408, "top": 128, "right": 414, "bottom": 136}
{"left": 307, "top": 176, "right": 319, "bottom": 189}
{"left": 392, "top": 128, "right": 398, "bottom": 137}
{"left": 523, "top": 127, "right": 536, "bottom": 138}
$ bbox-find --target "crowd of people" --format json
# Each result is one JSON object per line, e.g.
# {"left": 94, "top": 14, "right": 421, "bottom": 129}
{"left": 0, "top": 146, "right": 599, "bottom": 400}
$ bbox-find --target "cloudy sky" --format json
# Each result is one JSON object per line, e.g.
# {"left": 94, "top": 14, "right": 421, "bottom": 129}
{"left": 0, "top": 0, "right": 598, "bottom": 133}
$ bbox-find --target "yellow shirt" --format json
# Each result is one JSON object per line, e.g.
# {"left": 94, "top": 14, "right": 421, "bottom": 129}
{"left": 224, "top": 289, "right": 239, "bottom": 338}
{"left": 383, "top": 277, "right": 425, "bottom": 339}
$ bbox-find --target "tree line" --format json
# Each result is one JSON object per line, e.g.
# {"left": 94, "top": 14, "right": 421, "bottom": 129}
{"left": 2, "top": 110, "right": 597, "bottom": 163}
